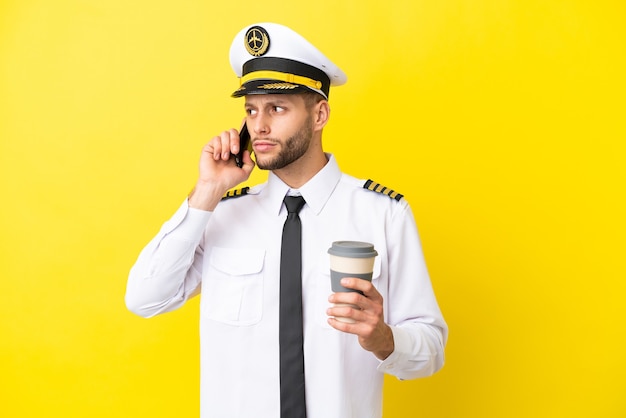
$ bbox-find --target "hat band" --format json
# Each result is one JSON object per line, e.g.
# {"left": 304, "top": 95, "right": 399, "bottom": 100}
{"left": 240, "top": 70, "right": 323, "bottom": 90}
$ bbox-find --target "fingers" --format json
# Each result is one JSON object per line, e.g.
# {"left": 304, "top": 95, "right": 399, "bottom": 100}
{"left": 326, "top": 283, "right": 394, "bottom": 359}
{"left": 335, "top": 277, "right": 382, "bottom": 303}
{"left": 326, "top": 298, "right": 379, "bottom": 338}
{"left": 197, "top": 127, "right": 254, "bottom": 183}
{"left": 328, "top": 280, "right": 382, "bottom": 320}
{"left": 328, "top": 293, "right": 381, "bottom": 322}
{"left": 192, "top": 126, "right": 254, "bottom": 210}
{"left": 212, "top": 128, "right": 239, "bottom": 161}
{"left": 328, "top": 289, "right": 363, "bottom": 309}
{"left": 203, "top": 127, "right": 255, "bottom": 165}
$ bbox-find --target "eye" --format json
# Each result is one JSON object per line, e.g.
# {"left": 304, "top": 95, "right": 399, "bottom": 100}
{"left": 246, "top": 108, "right": 257, "bottom": 116}
{"left": 273, "top": 106, "right": 285, "bottom": 113}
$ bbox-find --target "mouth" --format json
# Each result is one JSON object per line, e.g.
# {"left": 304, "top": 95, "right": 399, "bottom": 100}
{"left": 252, "top": 139, "right": 278, "bottom": 153}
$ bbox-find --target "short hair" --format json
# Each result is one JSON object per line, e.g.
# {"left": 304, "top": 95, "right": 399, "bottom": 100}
{"left": 301, "top": 91, "right": 326, "bottom": 109}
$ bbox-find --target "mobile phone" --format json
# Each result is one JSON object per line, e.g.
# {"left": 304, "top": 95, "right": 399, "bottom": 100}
{"left": 233, "top": 124, "right": 252, "bottom": 168}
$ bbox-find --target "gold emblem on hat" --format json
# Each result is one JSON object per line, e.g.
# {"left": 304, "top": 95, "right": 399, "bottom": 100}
{"left": 245, "top": 26, "right": 270, "bottom": 57}
{"left": 259, "top": 83, "right": 298, "bottom": 90}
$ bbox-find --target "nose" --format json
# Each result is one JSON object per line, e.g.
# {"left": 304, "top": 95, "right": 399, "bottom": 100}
{"left": 251, "top": 112, "right": 270, "bottom": 137}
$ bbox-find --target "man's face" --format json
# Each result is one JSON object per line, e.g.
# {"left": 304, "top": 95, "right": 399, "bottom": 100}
{"left": 244, "top": 94, "right": 314, "bottom": 171}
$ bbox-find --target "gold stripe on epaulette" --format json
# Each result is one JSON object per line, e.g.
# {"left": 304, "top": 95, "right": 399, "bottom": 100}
{"left": 363, "top": 179, "right": 403, "bottom": 201}
{"left": 221, "top": 186, "right": 250, "bottom": 200}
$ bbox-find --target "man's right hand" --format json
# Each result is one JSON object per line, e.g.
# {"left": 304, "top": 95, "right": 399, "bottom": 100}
{"left": 188, "top": 127, "right": 255, "bottom": 211}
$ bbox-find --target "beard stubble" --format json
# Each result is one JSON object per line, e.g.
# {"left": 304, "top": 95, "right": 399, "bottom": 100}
{"left": 254, "top": 114, "right": 314, "bottom": 171}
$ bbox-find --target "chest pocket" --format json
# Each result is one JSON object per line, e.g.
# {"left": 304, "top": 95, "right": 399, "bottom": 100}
{"left": 201, "top": 247, "right": 266, "bottom": 326}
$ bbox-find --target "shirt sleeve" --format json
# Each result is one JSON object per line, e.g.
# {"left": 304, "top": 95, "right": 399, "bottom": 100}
{"left": 125, "top": 199, "right": 212, "bottom": 318}
{"left": 376, "top": 201, "right": 448, "bottom": 379}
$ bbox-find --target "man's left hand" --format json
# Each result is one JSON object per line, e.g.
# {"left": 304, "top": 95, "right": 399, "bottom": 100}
{"left": 327, "top": 277, "right": 395, "bottom": 360}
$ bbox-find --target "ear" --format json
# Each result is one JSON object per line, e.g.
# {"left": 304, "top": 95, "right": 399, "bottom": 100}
{"left": 312, "top": 100, "right": 330, "bottom": 131}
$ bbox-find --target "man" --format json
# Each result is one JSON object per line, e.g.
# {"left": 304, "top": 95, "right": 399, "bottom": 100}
{"left": 126, "top": 22, "right": 447, "bottom": 418}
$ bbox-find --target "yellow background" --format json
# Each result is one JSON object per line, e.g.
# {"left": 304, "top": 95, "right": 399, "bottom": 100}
{"left": 1, "top": 1, "right": 625, "bottom": 417}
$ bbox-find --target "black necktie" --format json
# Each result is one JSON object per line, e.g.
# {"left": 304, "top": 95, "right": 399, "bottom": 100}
{"left": 280, "top": 195, "right": 307, "bottom": 418}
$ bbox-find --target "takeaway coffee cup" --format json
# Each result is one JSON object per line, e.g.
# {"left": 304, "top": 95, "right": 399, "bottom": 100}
{"left": 327, "top": 241, "right": 378, "bottom": 323}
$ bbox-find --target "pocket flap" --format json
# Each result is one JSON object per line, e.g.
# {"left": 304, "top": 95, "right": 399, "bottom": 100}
{"left": 209, "top": 247, "right": 265, "bottom": 276}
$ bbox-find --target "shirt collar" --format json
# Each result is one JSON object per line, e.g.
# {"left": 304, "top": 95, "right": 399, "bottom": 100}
{"left": 264, "top": 153, "right": 341, "bottom": 216}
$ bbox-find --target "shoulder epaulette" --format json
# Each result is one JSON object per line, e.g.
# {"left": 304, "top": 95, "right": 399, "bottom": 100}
{"left": 221, "top": 186, "right": 250, "bottom": 200}
{"left": 363, "top": 179, "right": 404, "bottom": 201}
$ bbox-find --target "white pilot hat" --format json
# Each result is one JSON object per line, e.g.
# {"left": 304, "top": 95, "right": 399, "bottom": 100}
{"left": 229, "top": 22, "right": 347, "bottom": 99}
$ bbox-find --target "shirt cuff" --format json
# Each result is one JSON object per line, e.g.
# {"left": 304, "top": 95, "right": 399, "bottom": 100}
{"left": 376, "top": 325, "right": 412, "bottom": 376}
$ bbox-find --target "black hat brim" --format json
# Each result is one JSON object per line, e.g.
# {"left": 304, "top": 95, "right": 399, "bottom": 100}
{"left": 231, "top": 79, "right": 314, "bottom": 98}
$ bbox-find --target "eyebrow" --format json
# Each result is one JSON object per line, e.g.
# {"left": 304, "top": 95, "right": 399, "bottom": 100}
{"left": 245, "top": 98, "right": 291, "bottom": 107}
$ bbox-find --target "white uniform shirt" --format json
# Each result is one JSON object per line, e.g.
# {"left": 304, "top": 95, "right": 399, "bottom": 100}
{"left": 126, "top": 154, "right": 447, "bottom": 418}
